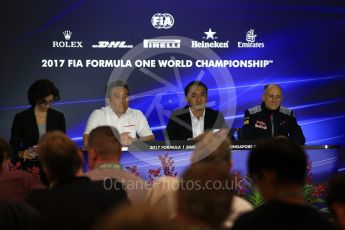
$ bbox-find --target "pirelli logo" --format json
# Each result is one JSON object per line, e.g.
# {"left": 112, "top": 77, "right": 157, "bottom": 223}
{"left": 143, "top": 39, "right": 181, "bottom": 48}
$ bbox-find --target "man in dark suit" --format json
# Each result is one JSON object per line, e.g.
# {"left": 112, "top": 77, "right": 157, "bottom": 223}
{"left": 166, "top": 81, "right": 228, "bottom": 141}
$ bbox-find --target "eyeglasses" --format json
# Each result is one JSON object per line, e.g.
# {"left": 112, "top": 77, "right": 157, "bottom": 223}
{"left": 38, "top": 99, "right": 55, "bottom": 106}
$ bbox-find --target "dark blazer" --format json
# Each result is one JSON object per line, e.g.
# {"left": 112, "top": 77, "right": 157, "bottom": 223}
{"left": 166, "top": 107, "right": 228, "bottom": 140}
{"left": 26, "top": 177, "right": 129, "bottom": 229}
{"left": 242, "top": 103, "right": 306, "bottom": 145}
{"left": 10, "top": 107, "right": 66, "bottom": 160}
{"left": 0, "top": 200, "right": 39, "bottom": 230}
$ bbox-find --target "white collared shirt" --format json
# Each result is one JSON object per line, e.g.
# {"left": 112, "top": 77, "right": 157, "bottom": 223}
{"left": 84, "top": 106, "right": 153, "bottom": 138}
{"left": 189, "top": 107, "right": 205, "bottom": 138}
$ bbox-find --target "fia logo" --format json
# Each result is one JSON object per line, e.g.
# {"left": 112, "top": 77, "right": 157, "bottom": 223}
{"left": 246, "top": 29, "right": 257, "bottom": 43}
{"left": 151, "top": 13, "right": 174, "bottom": 29}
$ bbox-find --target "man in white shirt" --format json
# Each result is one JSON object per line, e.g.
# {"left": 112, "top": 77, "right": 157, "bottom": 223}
{"left": 83, "top": 81, "right": 154, "bottom": 147}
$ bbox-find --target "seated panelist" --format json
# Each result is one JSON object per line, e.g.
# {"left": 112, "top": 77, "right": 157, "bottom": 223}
{"left": 83, "top": 80, "right": 155, "bottom": 147}
{"left": 166, "top": 80, "right": 228, "bottom": 141}
{"left": 242, "top": 84, "right": 305, "bottom": 145}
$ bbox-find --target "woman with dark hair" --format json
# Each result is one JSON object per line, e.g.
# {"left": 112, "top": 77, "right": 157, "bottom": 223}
{"left": 10, "top": 79, "right": 66, "bottom": 184}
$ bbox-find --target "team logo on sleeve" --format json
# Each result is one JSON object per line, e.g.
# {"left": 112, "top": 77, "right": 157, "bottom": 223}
{"left": 244, "top": 117, "right": 250, "bottom": 125}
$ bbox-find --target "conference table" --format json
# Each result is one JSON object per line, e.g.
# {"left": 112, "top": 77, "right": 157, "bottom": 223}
{"left": 83, "top": 141, "right": 343, "bottom": 183}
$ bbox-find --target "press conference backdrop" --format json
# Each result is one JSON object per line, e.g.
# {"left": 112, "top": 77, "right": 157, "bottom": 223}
{"left": 1, "top": 0, "right": 345, "bottom": 147}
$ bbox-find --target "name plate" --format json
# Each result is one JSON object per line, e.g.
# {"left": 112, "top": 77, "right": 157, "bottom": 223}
{"left": 127, "top": 141, "right": 257, "bottom": 151}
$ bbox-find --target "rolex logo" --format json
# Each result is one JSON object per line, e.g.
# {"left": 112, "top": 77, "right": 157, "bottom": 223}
{"left": 63, "top": 30, "right": 72, "bottom": 40}
{"left": 52, "top": 30, "right": 83, "bottom": 48}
